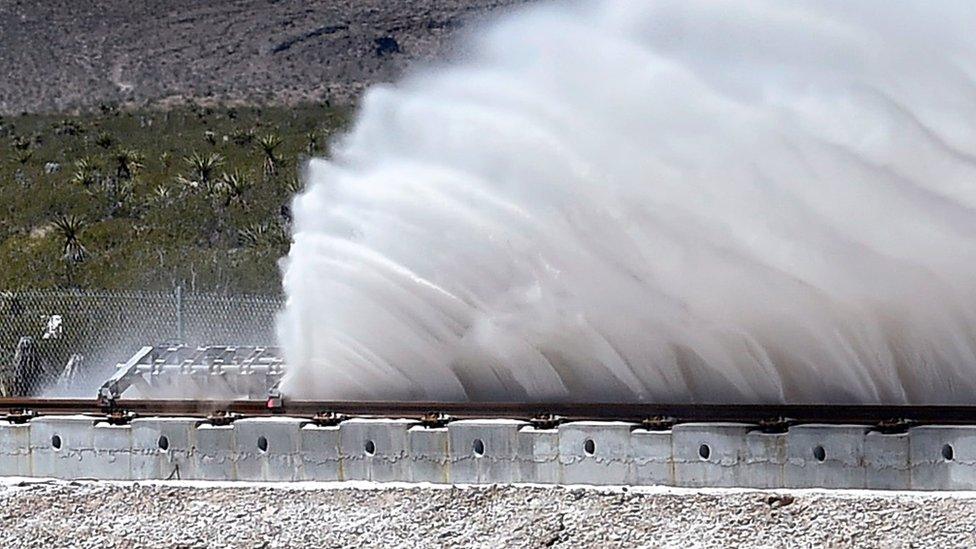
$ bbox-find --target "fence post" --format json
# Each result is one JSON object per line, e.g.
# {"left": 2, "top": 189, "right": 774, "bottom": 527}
{"left": 175, "top": 285, "right": 185, "bottom": 343}
{"left": 13, "top": 336, "right": 39, "bottom": 396}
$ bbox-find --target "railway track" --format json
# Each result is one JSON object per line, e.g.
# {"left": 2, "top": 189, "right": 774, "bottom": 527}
{"left": 3, "top": 349, "right": 973, "bottom": 489}
{"left": 3, "top": 397, "right": 976, "bottom": 489}
{"left": 5, "top": 398, "right": 976, "bottom": 427}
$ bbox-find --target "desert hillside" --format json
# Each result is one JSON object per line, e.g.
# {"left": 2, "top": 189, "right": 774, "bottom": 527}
{"left": 0, "top": 0, "right": 529, "bottom": 115}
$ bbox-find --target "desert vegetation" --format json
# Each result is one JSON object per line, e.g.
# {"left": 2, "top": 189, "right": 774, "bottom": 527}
{"left": 0, "top": 102, "right": 351, "bottom": 294}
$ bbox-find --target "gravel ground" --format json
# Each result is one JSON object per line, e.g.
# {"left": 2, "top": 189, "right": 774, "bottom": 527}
{"left": 0, "top": 481, "right": 974, "bottom": 548}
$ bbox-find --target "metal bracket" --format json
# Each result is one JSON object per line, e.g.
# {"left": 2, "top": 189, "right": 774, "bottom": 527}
{"left": 755, "top": 416, "right": 795, "bottom": 434}
{"left": 530, "top": 413, "right": 564, "bottom": 430}
{"left": 204, "top": 411, "right": 241, "bottom": 426}
{"left": 874, "top": 418, "right": 916, "bottom": 434}
{"left": 2, "top": 409, "right": 37, "bottom": 424}
{"left": 97, "top": 346, "right": 156, "bottom": 406}
{"left": 104, "top": 410, "right": 137, "bottom": 425}
{"left": 419, "top": 412, "right": 453, "bottom": 428}
{"left": 640, "top": 415, "right": 677, "bottom": 431}
{"left": 311, "top": 411, "right": 348, "bottom": 426}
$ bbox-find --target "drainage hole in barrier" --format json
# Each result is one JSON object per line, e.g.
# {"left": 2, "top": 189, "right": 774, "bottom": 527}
{"left": 583, "top": 438, "right": 596, "bottom": 456}
{"left": 51, "top": 435, "right": 62, "bottom": 451}
{"left": 364, "top": 439, "right": 376, "bottom": 456}
{"left": 698, "top": 443, "right": 710, "bottom": 460}
{"left": 813, "top": 445, "right": 826, "bottom": 462}
{"left": 942, "top": 444, "right": 954, "bottom": 461}
{"left": 472, "top": 438, "right": 485, "bottom": 457}
{"left": 157, "top": 435, "right": 170, "bottom": 452}
{"left": 257, "top": 436, "right": 269, "bottom": 453}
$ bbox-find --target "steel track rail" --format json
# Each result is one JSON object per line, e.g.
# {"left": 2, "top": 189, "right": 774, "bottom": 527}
{"left": 4, "top": 398, "right": 976, "bottom": 426}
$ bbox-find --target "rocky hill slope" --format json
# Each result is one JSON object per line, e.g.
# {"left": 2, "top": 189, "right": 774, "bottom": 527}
{"left": 0, "top": 0, "right": 529, "bottom": 114}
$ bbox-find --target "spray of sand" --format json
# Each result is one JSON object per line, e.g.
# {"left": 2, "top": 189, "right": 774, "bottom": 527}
{"left": 277, "top": 0, "right": 976, "bottom": 403}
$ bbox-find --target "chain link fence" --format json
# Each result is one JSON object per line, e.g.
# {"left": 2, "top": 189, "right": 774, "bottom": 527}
{"left": 0, "top": 289, "right": 283, "bottom": 397}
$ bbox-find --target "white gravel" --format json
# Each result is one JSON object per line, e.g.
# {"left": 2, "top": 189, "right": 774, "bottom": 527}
{"left": 1, "top": 480, "right": 975, "bottom": 548}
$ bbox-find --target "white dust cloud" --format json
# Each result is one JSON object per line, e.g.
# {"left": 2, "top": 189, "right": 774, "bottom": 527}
{"left": 278, "top": 1, "right": 976, "bottom": 403}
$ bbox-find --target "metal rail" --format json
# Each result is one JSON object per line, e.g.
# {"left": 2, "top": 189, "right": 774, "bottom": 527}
{"left": 5, "top": 398, "right": 976, "bottom": 426}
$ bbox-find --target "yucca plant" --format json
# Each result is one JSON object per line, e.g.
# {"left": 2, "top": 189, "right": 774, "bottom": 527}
{"left": 175, "top": 174, "right": 199, "bottom": 192}
{"left": 152, "top": 184, "right": 171, "bottom": 202}
{"left": 182, "top": 152, "right": 224, "bottom": 190}
{"left": 284, "top": 176, "right": 304, "bottom": 195}
{"left": 103, "top": 178, "right": 134, "bottom": 218}
{"left": 70, "top": 157, "right": 100, "bottom": 187}
{"left": 81, "top": 174, "right": 132, "bottom": 218}
{"left": 239, "top": 220, "right": 289, "bottom": 249}
{"left": 11, "top": 135, "right": 30, "bottom": 151}
{"left": 51, "top": 214, "right": 87, "bottom": 285}
{"left": 53, "top": 119, "right": 84, "bottom": 136}
{"left": 113, "top": 148, "right": 145, "bottom": 180}
{"left": 256, "top": 133, "right": 283, "bottom": 177}
{"left": 214, "top": 169, "right": 253, "bottom": 207}
{"left": 14, "top": 149, "right": 33, "bottom": 165}
{"left": 305, "top": 130, "right": 319, "bottom": 155}
{"left": 94, "top": 131, "right": 115, "bottom": 149}
{"left": 230, "top": 127, "right": 255, "bottom": 146}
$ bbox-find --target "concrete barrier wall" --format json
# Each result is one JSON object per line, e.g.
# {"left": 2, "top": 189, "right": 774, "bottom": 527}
{"left": 1, "top": 416, "right": 974, "bottom": 489}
